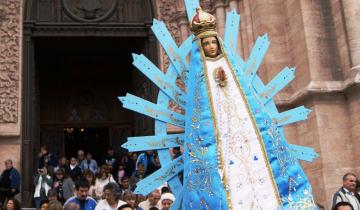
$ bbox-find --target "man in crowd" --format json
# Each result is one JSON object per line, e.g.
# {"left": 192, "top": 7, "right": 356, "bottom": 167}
{"left": 138, "top": 189, "right": 161, "bottom": 210}
{"left": 332, "top": 173, "right": 360, "bottom": 210}
{"left": 100, "top": 147, "right": 120, "bottom": 182}
{"left": 95, "top": 183, "right": 126, "bottom": 210}
{"left": 77, "top": 150, "right": 85, "bottom": 164}
{"left": 80, "top": 152, "right": 98, "bottom": 175}
{"left": 0, "top": 159, "right": 20, "bottom": 205}
{"left": 334, "top": 202, "right": 354, "bottom": 210}
{"left": 64, "top": 179, "right": 97, "bottom": 210}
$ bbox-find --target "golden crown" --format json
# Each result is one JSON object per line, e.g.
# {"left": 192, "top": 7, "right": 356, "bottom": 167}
{"left": 190, "top": 7, "right": 217, "bottom": 40}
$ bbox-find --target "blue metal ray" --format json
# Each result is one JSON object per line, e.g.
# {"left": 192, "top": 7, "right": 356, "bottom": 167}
{"left": 132, "top": 53, "right": 186, "bottom": 108}
{"left": 184, "top": 0, "right": 200, "bottom": 21}
{"left": 257, "top": 67, "right": 295, "bottom": 105}
{"left": 289, "top": 144, "right": 319, "bottom": 162}
{"left": 272, "top": 106, "right": 311, "bottom": 127}
{"left": 119, "top": 93, "right": 185, "bottom": 128}
{"left": 243, "top": 34, "right": 270, "bottom": 82}
{"left": 151, "top": 20, "right": 190, "bottom": 82}
{"left": 123, "top": 134, "right": 184, "bottom": 152}
{"left": 134, "top": 155, "right": 184, "bottom": 195}
{"left": 224, "top": 9, "right": 240, "bottom": 56}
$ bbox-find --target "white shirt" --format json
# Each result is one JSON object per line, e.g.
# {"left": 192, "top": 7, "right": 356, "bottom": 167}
{"left": 138, "top": 199, "right": 161, "bottom": 210}
{"left": 95, "top": 199, "right": 127, "bottom": 210}
{"left": 94, "top": 176, "right": 116, "bottom": 197}
{"left": 33, "top": 175, "right": 52, "bottom": 198}
{"left": 336, "top": 188, "right": 360, "bottom": 210}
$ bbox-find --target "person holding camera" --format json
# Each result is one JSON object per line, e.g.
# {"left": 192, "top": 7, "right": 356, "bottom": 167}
{"left": 33, "top": 166, "right": 53, "bottom": 210}
{"left": 53, "top": 169, "right": 75, "bottom": 204}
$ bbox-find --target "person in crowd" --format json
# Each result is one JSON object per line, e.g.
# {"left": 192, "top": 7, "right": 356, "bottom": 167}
{"left": 47, "top": 189, "right": 59, "bottom": 202}
{"left": 47, "top": 200, "right": 63, "bottom": 210}
{"left": 138, "top": 190, "right": 161, "bottom": 210}
{"left": 125, "top": 153, "right": 137, "bottom": 177}
{"left": 117, "top": 165, "right": 125, "bottom": 184}
{"left": 2, "top": 198, "right": 21, "bottom": 210}
{"left": 160, "top": 187, "right": 170, "bottom": 195}
{"left": 80, "top": 153, "right": 98, "bottom": 175}
{"left": 136, "top": 195, "right": 146, "bottom": 208}
{"left": 145, "top": 154, "right": 160, "bottom": 176}
{"left": 52, "top": 168, "right": 75, "bottom": 203}
{"left": 122, "top": 193, "right": 137, "bottom": 210}
{"left": 119, "top": 177, "right": 132, "bottom": 197}
{"left": 64, "top": 202, "right": 80, "bottom": 210}
{"left": 39, "top": 199, "right": 49, "bottom": 210}
{"left": 332, "top": 173, "right": 360, "bottom": 210}
{"left": 333, "top": 202, "right": 354, "bottom": 210}
{"left": 135, "top": 151, "right": 154, "bottom": 175}
{"left": 100, "top": 147, "right": 120, "bottom": 182}
{"left": 77, "top": 150, "right": 85, "bottom": 164}
{"left": 117, "top": 204, "right": 134, "bottom": 210}
{"left": 94, "top": 165, "right": 116, "bottom": 200}
{"left": 64, "top": 179, "right": 97, "bottom": 210}
{"left": 34, "top": 166, "right": 53, "bottom": 210}
{"left": 66, "top": 157, "right": 82, "bottom": 182}
{"left": 0, "top": 159, "right": 20, "bottom": 205}
{"left": 148, "top": 208, "right": 158, "bottom": 210}
{"left": 129, "top": 165, "right": 145, "bottom": 190}
{"left": 171, "top": 147, "right": 181, "bottom": 160}
{"left": 54, "top": 156, "right": 67, "bottom": 173}
{"left": 159, "top": 193, "right": 175, "bottom": 210}
{"left": 82, "top": 170, "right": 96, "bottom": 199}
{"left": 38, "top": 145, "right": 56, "bottom": 172}
{"left": 94, "top": 183, "right": 126, "bottom": 210}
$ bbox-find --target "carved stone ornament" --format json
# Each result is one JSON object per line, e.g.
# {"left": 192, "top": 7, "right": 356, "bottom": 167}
{"left": 61, "top": 0, "right": 117, "bottom": 22}
{"left": 0, "top": 0, "right": 20, "bottom": 123}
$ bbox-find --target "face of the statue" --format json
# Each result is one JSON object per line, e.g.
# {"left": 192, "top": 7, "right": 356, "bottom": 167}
{"left": 201, "top": 36, "right": 219, "bottom": 58}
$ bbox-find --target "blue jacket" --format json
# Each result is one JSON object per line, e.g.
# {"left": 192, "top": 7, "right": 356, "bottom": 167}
{"left": 64, "top": 196, "right": 97, "bottom": 210}
{"left": 0, "top": 167, "right": 20, "bottom": 190}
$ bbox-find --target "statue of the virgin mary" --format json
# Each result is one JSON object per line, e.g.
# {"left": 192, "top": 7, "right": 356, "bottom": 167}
{"left": 119, "top": 5, "right": 319, "bottom": 210}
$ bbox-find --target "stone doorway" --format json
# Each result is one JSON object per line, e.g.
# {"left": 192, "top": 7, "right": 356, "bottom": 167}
{"left": 22, "top": 0, "right": 156, "bottom": 205}
{"left": 36, "top": 37, "right": 139, "bottom": 161}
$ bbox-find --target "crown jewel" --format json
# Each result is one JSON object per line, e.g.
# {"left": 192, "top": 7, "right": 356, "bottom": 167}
{"left": 190, "top": 7, "right": 217, "bottom": 40}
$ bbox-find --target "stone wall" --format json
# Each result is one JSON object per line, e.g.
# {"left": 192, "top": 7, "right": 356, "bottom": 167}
{"left": 0, "top": 0, "right": 22, "bottom": 171}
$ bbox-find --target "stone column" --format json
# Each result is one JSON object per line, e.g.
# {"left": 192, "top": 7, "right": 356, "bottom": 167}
{"left": 178, "top": 14, "right": 189, "bottom": 43}
{"left": 249, "top": 0, "right": 289, "bottom": 84}
{"left": 213, "top": 1, "right": 226, "bottom": 38}
{"left": 341, "top": 0, "right": 360, "bottom": 70}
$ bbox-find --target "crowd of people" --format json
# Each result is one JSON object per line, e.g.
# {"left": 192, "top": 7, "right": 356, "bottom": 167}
{"left": 0, "top": 145, "right": 182, "bottom": 210}
{"left": 3, "top": 144, "right": 359, "bottom": 210}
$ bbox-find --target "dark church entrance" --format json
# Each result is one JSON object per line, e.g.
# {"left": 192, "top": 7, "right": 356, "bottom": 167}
{"left": 22, "top": 0, "right": 157, "bottom": 206}
{"left": 36, "top": 37, "right": 142, "bottom": 161}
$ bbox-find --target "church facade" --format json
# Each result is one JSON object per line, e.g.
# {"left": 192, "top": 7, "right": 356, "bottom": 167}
{"left": 0, "top": 0, "right": 359, "bottom": 208}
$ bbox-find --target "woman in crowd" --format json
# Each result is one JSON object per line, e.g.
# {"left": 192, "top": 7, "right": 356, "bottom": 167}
{"left": 65, "top": 157, "right": 82, "bottom": 182}
{"left": 52, "top": 169, "right": 74, "bottom": 204}
{"left": 123, "top": 193, "right": 142, "bottom": 210}
{"left": 94, "top": 165, "right": 116, "bottom": 200}
{"left": 39, "top": 199, "right": 49, "bottom": 210}
{"left": 3, "top": 198, "right": 21, "bottom": 210}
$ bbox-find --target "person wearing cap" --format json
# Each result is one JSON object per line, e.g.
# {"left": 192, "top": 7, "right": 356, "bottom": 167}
{"left": 160, "top": 193, "right": 175, "bottom": 210}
